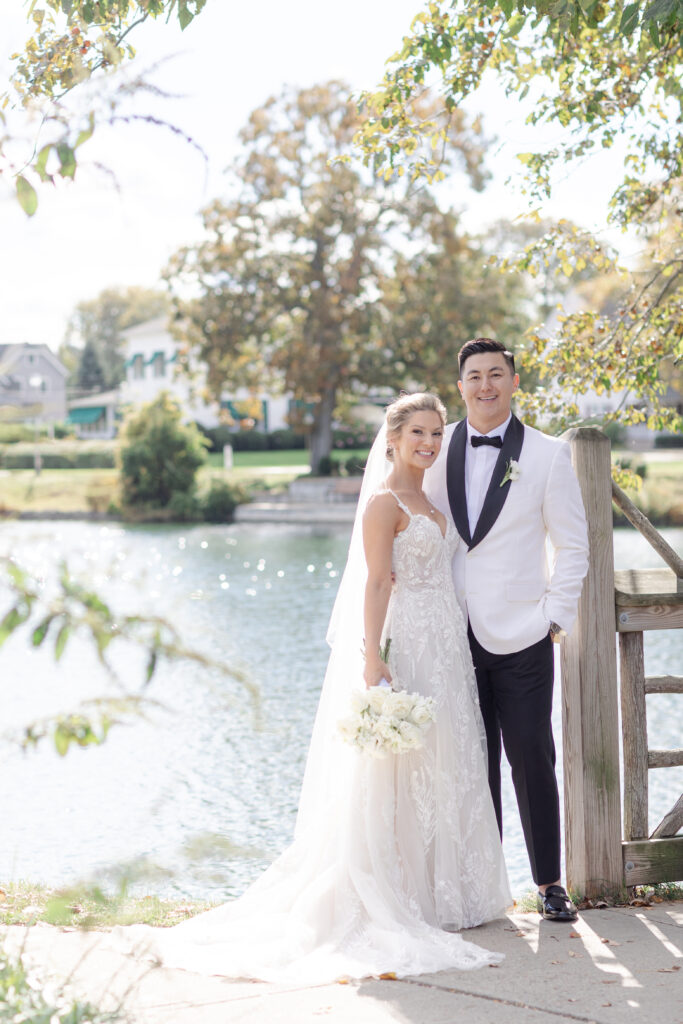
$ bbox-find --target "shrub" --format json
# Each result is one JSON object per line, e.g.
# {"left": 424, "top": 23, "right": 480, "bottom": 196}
{"left": 202, "top": 478, "right": 248, "bottom": 522}
{"left": 0, "top": 442, "right": 116, "bottom": 469}
{"left": 0, "top": 424, "right": 35, "bottom": 443}
{"left": 229, "top": 429, "right": 269, "bottom": 451}
{"left": 654, "top": 433, "right": 683, "bottom": 448}
{"left": 342, "top": 454, "right": 366, "bottom": 476}
{"left": 600, "top": 420, "right": 627, "bottom": 446}
{"left": 267, "top": 428, "right": 307, "bottom": 450}
{"left": 616, "top": 456, "right": 648, "bottom": 480}
{"left": 316, "top": 455, "right": 334, "bottom": 476}
{"left": 119, "top": 393, "right": 207, "bottom": 507}
{"left": 167, "top": 490, "right": 202, "bottom": 521}
{"left": 332, "top": 426, "right": 374, "bottom": 450}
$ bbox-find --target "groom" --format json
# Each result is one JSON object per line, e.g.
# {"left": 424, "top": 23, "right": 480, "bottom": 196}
{"left": 425, "top": 337, "right": 589, "bottom": 922}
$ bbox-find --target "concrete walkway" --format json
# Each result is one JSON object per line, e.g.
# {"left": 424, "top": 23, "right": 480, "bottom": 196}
{"left": 3, "top": 903, "right": 682, "bottom": 1023}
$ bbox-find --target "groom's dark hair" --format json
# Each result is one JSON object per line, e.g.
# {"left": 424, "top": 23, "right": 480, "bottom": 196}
{"left": 458, "top": 338, "right": 515, "bottom": 376}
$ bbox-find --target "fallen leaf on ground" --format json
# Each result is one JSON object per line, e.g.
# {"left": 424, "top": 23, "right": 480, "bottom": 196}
{"left": 657, "top": 966, "right": 681, "bottom": 973}
{"left": 568, "top": 951, "right": 583, "bottom": 958}
{"left": 601, "top": 938, "right": 621, "bottom": 946}
{"left": 336, "top": 978, "right": 350, "bottom": 985}
{"left": 569, "top": 931, "right": 581, "bottom": 938}
{"left": 602, "top": 1002, "right": 612, "bottom": 1007}
{"left": 550, "top": 960, "right": 562, "bottom": 965}
{"left": 602, "top": 979, "right": 618, "bottom": 984}
{"left": 378, "top": 972, "right": 397, "bottom": 980}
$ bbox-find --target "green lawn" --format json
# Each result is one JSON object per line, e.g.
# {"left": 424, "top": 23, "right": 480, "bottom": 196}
{"left": 205, "top": 448, "right": 370, "bottom": 469}
{"left": 0, "top": 451, "right": 679, "bottom": 519}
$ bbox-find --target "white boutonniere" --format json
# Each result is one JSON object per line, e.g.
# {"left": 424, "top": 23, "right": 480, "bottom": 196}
{"left": 500, "top": 459, "right": 521, "bottom": 487}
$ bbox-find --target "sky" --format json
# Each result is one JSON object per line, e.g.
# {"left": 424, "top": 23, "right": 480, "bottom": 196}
{"left": 0, "top": 0, "right": 638, "bottom": 350}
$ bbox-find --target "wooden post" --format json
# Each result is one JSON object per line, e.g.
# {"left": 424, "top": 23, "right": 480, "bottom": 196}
{"left": 619, "top": 631, "right": 648, "bottom": 840}
{"left": 561, "top": 427, "right": 623, "bottom": 897}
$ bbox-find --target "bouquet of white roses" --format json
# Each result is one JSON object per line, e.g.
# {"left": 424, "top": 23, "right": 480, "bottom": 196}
{"left": 338, "top": 683, "right": 436, "bottom": 759}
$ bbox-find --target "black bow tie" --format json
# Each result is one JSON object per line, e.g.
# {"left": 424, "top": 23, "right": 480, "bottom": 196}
{"left": 471, "top": 435, "right": 503, "bottom": 449}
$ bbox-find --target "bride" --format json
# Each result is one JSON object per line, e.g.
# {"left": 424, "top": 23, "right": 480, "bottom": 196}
{"left": 115, "top": 391, "right": 511, "bottom": 983}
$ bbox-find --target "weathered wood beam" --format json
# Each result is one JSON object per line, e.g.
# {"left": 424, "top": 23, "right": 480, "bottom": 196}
{"left": 614, "top": 568, "right": 683, "bottom": 607}
{"left": 562, "top": 427, "right": 622, "bottom": 897}
{"left": 612, "top": 480, "right": 683, "bottom": 577}
{"left": 622, "top": 836, "right": 683, "bottom": 886}
{"left": 619, "top": 632, "right": 648, "bottom": 840}
{"left": 649, "top": 750, "right": 683, "bottom": 769}
{"left": 617, "top": 605, "right": 683, "bottom": 632}
{"left": 645, "top": 675, "right": 683, "bottom": 694}
{"left": 651, "top": 794, "right": 683, "bottom": 840}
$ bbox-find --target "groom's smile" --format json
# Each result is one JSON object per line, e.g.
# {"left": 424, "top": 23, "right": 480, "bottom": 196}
{"left": 458, "top": 352, "right": 519, "bottom": 434}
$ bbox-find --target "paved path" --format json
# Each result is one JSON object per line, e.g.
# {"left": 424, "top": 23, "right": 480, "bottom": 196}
{"left": 3, "top": 903, "right": 682, "bottom": 1023}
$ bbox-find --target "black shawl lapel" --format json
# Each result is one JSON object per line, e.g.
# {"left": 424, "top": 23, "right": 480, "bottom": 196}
{"left": 469, "top": 414, "right": 525, "bottom": 550}
{"left": 446, "top": 419, "right": 471, "bottom": 547}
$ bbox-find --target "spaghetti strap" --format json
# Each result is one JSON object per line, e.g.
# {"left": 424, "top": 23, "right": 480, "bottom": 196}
{"left": 386, "top": 489, "right": 412, "bottom": 517}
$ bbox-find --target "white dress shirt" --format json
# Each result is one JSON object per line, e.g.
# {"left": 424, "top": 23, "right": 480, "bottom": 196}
{"left": 465, "top": 414, "right": 511, "bottom": 535}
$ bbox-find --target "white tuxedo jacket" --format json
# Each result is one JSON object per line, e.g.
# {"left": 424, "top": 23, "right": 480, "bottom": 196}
{"left": 424, "top": 415, "right": 589, "bottom": 655}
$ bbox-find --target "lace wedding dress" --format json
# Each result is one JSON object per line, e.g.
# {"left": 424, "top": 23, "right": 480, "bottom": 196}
{"left": 112, "top": 485, "right": 510, "bottom": 984}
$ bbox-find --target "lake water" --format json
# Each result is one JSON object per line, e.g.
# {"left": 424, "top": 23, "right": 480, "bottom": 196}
{"left": 1, "top": 521, "right": 681, "bottom": 900}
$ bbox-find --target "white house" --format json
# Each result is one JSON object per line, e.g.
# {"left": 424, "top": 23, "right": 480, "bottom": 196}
{"left": 119, "top": 317, "right": 291, "bottom": 431}
{"left": 0, "top": 343, "right": 68, "bottom": 423}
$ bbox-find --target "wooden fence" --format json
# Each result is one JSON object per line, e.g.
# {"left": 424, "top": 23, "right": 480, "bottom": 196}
{"left": 561, "top": 427, "right": 683, "bottom": 898}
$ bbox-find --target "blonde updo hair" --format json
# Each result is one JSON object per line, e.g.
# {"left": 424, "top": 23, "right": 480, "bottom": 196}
{"left": 385, "top": 391, "right": 447, "bottom": 461}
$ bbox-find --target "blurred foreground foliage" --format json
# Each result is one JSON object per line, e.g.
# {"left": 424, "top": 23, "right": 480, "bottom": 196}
{"left": 0, "top": 552, "right": 252, "bottom": 756}
{"left": 4, "top": 0, "right": 207, "bottom": 214}
{"left": 357, "top": 0, "right": 683, "bottom": 436}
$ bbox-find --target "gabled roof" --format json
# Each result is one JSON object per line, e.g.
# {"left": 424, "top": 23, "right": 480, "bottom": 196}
{"left": 0, "top": 343, "right": 68, "bottom": 377}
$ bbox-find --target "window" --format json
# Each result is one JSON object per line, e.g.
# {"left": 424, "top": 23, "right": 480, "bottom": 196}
{"left": 132, "top": 354, "right": 144, "bottom": 380}
{"left": 152, "top": 353, "right": 166, "bottom": 378}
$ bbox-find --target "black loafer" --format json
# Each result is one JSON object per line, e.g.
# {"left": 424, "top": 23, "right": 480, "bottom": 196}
{"left": 538, "top": 885, "right": 578, "bottom": 921}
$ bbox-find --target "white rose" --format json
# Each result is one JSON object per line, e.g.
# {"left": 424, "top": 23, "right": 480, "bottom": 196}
{"left": 410, "top": 698, "right": 436, "bottom": 726}
{"left": 387, "top": 691, "right": 413, "bottom": 718}
{"left": 398, "top": 721, "right": 423, "bottom": 748}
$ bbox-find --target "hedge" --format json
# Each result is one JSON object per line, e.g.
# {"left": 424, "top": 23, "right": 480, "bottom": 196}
{"left": 0, "top": 442, "right": 116, "bottom": 469}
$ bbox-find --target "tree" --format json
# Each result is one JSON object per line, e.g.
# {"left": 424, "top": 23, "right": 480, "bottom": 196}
{"left": 369, "top": 210, "right": 534, "bottom": 412}
{"left": 357, "top": 1, "right": 683, "bottom": 435}
{"left": 3, "top": 1, "right": 206, "bottom": 215}
{"left": 119, "top": 391, "right": 207, "bottom": 508}
{"left": 66, "top": 286, "right": 169, "bottom": 389}
{"left": 166, "top": 81, "right": 498, "bottom": 470}
{"left": 76, "top": 337, "right": 105, "bottom": 391}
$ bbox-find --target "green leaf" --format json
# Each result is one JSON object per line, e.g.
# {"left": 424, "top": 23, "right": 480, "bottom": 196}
{"left": 145, "top": 650, "right": 158, "bottom": 684}
{"left": 54, "top": 726, "right": 70, "bottom": 757}
{"left": 31, "top": 616, "right": 53, "bottom": 647}
{"left": 648, "top": 19, "right": 660, "bottom": 43}
{"left": 500, "top": 0, "right": 514, "bottom": 16}
{"left": 619, "top": 2, "right": 640, "bottom": 35}
{"left": 16, "top": 175, "right": 38, "bottom": 216}
{"left": 643, "top": 0, "right": 676, "bottom": 23}
{"left": 35, "top": 145, "right": 52, "bottom": 182}
{"left": 505, "top": 12, "right": 526, "bottom": 36}
{"left": 57, "top": 143, "right": 76, "bottom": 179}
{"left": 55, "top": 623, "right": 70, "bottom": 660}
{"left": 178, "top": 3, "right": 193, "bottom": 29}
{"left": 75, "top": 113, "right": 95, "bottom": 148}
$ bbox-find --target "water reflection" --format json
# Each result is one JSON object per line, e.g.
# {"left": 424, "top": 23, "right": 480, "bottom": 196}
{"left": 0, "top": 521, "right": 681, "bottom": 900}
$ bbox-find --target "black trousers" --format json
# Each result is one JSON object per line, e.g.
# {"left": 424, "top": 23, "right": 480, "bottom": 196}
{"left": 467, "top": 623, "right": 560, "bottom": 886}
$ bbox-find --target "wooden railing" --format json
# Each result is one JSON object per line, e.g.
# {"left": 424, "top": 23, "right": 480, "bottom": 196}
{"left": 561, "top": 428, "right": 683, "bottom": 898}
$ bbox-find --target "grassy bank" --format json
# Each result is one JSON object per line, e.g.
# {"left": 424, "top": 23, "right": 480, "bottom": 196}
{"left": 0, "top": 451, "right": 681, "bottom": 523}
{"left": 614, "top": 454, "right": 683, "bottom": 526}
{"left": 0, "top": 881, "right": 211, "bottom": 929}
